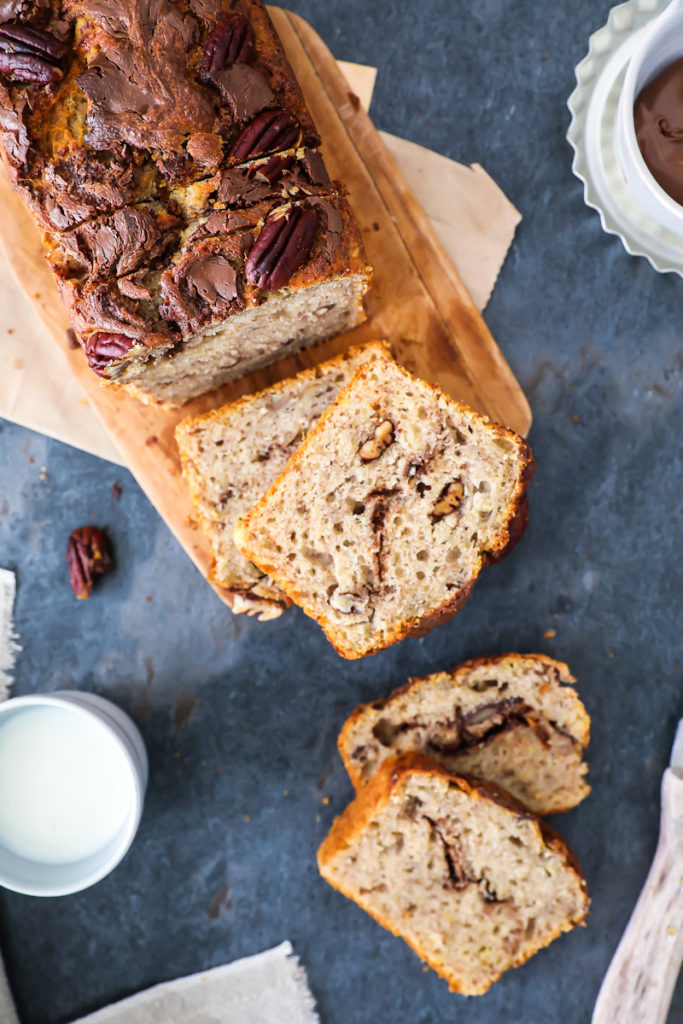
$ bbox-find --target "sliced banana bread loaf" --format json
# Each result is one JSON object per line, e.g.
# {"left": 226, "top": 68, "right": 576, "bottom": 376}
{"left": 234, "top": 356, "right": 534, "bottom": 658}
{"left": 338, "top": 653, "right": 590, "bottom": 814}
{"left": 317, "top": 753, "right": 589, "bottom": 996}
{"left": 0, "top": 1, "right": 371, "bottom": 404}
{"left": 176, "top": 340, "right": 391, "bottom": 620}
{"left": 58, "top": 189, "right": 369, "bottom": 405}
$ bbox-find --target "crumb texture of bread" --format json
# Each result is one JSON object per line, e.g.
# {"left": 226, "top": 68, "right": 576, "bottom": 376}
{"left": 317, "top": 754, "right": 589, "bottom": 996}
{"left": 112, "top": 271, "right": 370, "bottom": 406}
{"left": 234, "top": 356, "right": 534, "bottom": 658}
{"left": 176, "top": 340, "right": 391, "bottom": 617}
{"left": 338, "top": 653, "right": 591, "bottom": 814}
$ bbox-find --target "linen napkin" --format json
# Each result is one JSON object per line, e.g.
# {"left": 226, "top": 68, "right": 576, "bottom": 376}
{"left": 0, "top": 569, "right": 19, "bottom": 702}
{"left": 1, "top": 942, "right": 319, "bottom": 1024}
{"left": 0, "top": 568, "right": 19, "bottom": 1024}
{"left": 0, "top": 61, "right": 520, "bottom": 466}
{"left": 0, "top": 957, "right": 19, "bottom": 1024}
{"left": 71, "top": 942, "right": 319, "bottom": 1024}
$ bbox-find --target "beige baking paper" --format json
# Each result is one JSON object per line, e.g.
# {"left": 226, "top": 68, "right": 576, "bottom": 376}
{"left": 0, "top": 61, "right": 520, "bottom": 467}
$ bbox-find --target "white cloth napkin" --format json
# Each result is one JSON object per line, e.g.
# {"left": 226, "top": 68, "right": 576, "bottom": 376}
{"left": 71, "top": 943, "right": 319, "bottom": 1024}
{"left": 0, "top": 568, "right": 19, "bottom": 1023}
{"left": 2, "top": 942, "right": 319, "bottom": 1024}
{"left": 0, "top": 957, "right": 19, "bottom": 1024}
{"left": 0, "top": 569, "right": 19, "bottom": 703}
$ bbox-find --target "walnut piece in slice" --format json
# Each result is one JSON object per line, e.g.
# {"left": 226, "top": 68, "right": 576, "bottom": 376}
{"left": 431, "top": 479, "right": 464, "bottom": 521}
{"left": 358, "top": 419, "right": 394, "bottom": 462}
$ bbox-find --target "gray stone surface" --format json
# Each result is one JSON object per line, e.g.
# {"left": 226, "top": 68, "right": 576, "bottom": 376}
{"left": 0, "top": 1, "right": 682, "bottom": 1021}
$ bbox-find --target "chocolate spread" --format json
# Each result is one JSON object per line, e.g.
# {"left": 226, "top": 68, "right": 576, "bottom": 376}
{"left": 634, "top": 56, "right": 683, "bottom": 205}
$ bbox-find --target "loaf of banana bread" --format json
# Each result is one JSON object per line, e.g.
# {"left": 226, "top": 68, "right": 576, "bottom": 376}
{"left": 317, "top": 753, "right": 589, "bottom": 995}
{"left": 338, "top": 653, "right": 591, "bottom": 815}
{"left": 0, "top": 1, "right": 371, "bottom": 404}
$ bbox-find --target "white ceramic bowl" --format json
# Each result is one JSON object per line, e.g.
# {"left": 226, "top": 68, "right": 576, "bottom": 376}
{"left": 0, "top": 692, "right": 147, "bottom": 897}
{"left": 616, "top": 0, "right": 683, "bottom": 234}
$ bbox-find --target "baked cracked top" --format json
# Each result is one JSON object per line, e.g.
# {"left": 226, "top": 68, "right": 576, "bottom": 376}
{"left": 58, "top": 188, "right": 366, "bottom": 375}
{"left": 0, "top": 0, "right": 320, "bottom": 231}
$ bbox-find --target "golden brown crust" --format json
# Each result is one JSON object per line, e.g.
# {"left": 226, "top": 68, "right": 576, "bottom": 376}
{"left": 317, "top": 752, "right": 590, "bottom": 995}
{"left": 235, "top": 360, "right": 535, "bottom": 659}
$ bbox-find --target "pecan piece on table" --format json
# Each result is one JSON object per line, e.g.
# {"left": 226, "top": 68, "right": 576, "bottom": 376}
{"left": 84, "top": 333, "right": 134, "bottom": 377}
{"left": 201, "top": 14, "right": 256, "bottom": 76}
{"left": 228, "top": 108, "right": 301, "bottom": 161}
{"left": 67, "top": 526, "right": 114, "bottom": 600}
{"left": 245, "top": 205, "right": 318, "bottom": 290}
{"left": 0, "top": 22, "right": 66, "bottom": 84}
{"left": 359, "top": 420, "right": 395, "bottom": 462}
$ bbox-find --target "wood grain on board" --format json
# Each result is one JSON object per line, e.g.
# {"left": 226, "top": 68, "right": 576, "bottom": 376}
{"left": 0, "top": 8, "right": 531, "bottom": 606}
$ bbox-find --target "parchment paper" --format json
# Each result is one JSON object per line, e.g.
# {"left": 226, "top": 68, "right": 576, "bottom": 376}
{"left": 0, "top": 61, "right": 520, "bottom": 466}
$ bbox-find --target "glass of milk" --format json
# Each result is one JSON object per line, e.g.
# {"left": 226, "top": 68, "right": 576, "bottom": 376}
{"left": 0, "top": 691, "right": 148, "bottom": 896}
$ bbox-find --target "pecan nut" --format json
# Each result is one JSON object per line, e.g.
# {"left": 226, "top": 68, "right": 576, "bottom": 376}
{"left": 329, "top": 588, "right": 369, "bottom": 615}
{"left": 359, "top": 419, "right": 395, "bottom": 461}
{"left": 228, "top": 108, "right": 301, "bottom": 161}
{"left": 67, "top": 526, "right": 114, "bottom": 600}
{"left": 0, "top": 22, "right": 66, "bottom": 83}
{"left": 431, "top": 479, "right": 465, "bottom": 520}
{"left": 201, "top": 14, "right": 256, "bottom": 76}
{"left": 85, "top": 332, "right": 134, "bottom": 376}
{"left": 245, "top": 205, "right": 318, "bottom": 290}
{"left": 250, "top": 151, "right": 296, "bottom": 185}
{"left": 0, "top": 1, "right": 51, "bottom": 25}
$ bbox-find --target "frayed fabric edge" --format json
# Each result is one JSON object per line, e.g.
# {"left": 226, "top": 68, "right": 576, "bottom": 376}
{"left": 0, "top": 569, "right": 20, "bottom": 702}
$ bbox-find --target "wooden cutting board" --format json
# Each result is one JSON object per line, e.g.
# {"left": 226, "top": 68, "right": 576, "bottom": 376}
{"left": 0, "top": 8, "right": 531, "bottom": 605}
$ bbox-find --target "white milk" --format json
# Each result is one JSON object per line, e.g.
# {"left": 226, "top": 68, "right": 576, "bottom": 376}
{"left": 0, "top": 705, "right": 135, "bottom": 864}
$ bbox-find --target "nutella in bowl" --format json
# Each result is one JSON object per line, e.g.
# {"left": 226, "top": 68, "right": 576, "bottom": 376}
{"left": 634, "top": 56, "right": 683, "bottom": 206}
{"left": 616, "top": 0, "right": 683, "bottom": 235}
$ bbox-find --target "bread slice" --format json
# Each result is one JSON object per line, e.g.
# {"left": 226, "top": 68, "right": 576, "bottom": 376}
{"left": 176, "top": 341, "right": 392, "bottom": 619}
{"left": 317, "top": 753, "right": 589, "bottom": 995}
{"left": 234, "top": 355, "right": 534, "bottom": 658}
{"left": 338, "top": 653, "right": 590, "bottom": 815}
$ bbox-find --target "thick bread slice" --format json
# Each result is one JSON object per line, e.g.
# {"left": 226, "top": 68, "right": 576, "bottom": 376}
{"left": 176, "top": 341, "right": 391, "bottom": 619}
{"left": 234, "top": 356, "right": 534, "bottom": 657}
{"left": 317, "top": 753, "right": 589, "bottom": 996}
{"left": 338, "top": 653, "right": 590, "bottom": 814}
